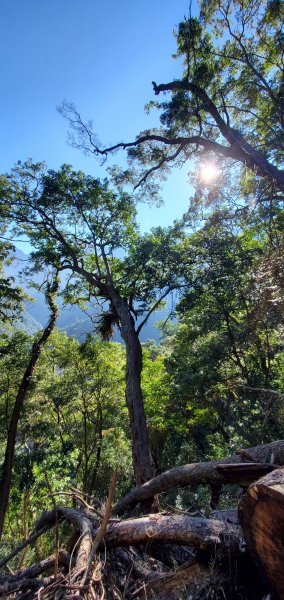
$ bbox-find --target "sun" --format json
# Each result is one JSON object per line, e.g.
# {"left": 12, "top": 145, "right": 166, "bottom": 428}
{"left": 199, "top": 162, "right": 219, "bottom": 184}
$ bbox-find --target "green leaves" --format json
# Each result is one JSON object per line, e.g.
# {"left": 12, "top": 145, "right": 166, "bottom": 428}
{"left": 163, "top": 208, "right": 284, "bottom": 459}
{"left": 4, "top": 161, "right": 138, "bottom": 259}
{"left": 0, "top": 236, "right": 27, "bottom": 324}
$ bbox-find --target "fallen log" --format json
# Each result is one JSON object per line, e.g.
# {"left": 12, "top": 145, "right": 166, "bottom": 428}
{"left": 2, "top": 442, "right": 284, "bottom": 599}
{"left": 216, "top": 462, "right": 278, "bottom": 487}
{"left": 105, "top": 513, "right": 240, "bottom": 554}
{"left": 0, "top": 508, "right": 242, "bottom": 599}
{"left": 239, "top": 467, "right": 284, "bottom": 599}
{"left": 0, "top": 574, "right": 57, "bottom": 597}
{"left": 6, "top": 509, "right": 239, "bottom": 557}
{"left": 114, "top": 439, "right": 284, "bottom": 514}
{"left": 0, "top": 556, "right": 68, "bottom": 599}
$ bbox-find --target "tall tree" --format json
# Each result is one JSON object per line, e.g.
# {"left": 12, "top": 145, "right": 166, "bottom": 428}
{"left": 0, "top": 271, "right": 59, "bottom": 541}
{"left": 60, "top": 0, "right": 284, "bottom": 204}
{"left": 0, "top": 163, "right": 183, "bottom": 486}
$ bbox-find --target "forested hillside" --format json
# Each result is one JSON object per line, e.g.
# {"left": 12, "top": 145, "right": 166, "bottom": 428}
{"left": 0, "top": 0, "right": 283, "bottom": 598}
{"left": 5, "top": 248, "right": 165, "bottom": 342}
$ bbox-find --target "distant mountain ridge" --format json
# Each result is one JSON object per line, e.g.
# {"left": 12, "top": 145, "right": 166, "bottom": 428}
{"left": 6, "top": 248, "right": 164, "bottom": 342}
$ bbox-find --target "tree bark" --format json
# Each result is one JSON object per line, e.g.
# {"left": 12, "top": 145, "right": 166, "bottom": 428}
{"left": 0, "top": 276, "right": 59, "bottom": 541}
{"left": 104, "top": 513, "right": 240, "bottom": 553}
{"left": 114, "top": 439, "right": 284, "bottom": 514}
{"left": 239, "top": 467, "right": 284, "bottom": 599}
{"left": 109, "top": 288, "right": 154, "bottom": 486}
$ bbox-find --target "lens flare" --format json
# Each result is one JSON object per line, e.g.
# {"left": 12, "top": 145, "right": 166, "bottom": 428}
{"left": 199, "top": 163, "right": 219, "bottom": 184}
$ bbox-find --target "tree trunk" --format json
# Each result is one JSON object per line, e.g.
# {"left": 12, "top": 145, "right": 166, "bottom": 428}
{"left": 104, "top": 513, "right": 240, "bottom": 553}
{"left": 74, "top": 258, "right": 155, "bottom": 488}
{"left": 0, "top": 277, "right": 59, "bottom": 541}
{"left": 110, "top": 289, "right": 154, "bottom": 486}
{"left": 239, "top": 467, "right": 284, "bottom": 599}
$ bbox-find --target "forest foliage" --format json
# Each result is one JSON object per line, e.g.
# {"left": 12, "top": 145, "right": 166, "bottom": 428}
{"left": 0, "top": 0, "right": 283, "bottom": 594}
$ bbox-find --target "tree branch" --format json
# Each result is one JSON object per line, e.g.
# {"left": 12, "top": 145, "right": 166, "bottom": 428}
{"left": 136, "top": 286, "right": 174, "bottom": 335}
{"left": 152, "top": 80, "right": 284, "bottom": 187}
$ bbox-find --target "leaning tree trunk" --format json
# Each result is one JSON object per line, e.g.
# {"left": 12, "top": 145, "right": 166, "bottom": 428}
{"left": 110, "top": 288, "right": 154, "bottom": 486}
{"left": 0, "top": 276, "right": 59, "bottom": 541}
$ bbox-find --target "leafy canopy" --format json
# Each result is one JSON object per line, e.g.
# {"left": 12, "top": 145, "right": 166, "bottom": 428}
{"left": 0, "top": 161, "right": 185, "bottom": 332}
{"left": 60, "top": 0, "right": 284, "bottom": 208}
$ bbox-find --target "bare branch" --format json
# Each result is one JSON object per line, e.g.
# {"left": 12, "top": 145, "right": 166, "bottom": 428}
{"left": 83, "top": 469, "right": 118, "bottom": 586}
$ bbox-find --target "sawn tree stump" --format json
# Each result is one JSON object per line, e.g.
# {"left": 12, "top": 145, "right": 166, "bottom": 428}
{"left": 239, "top": 467, "right": 284, "bottom": 598}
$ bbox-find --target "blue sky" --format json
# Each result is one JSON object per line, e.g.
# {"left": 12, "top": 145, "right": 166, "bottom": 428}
{"left": 1, "top": 0, "right": 198, "bottom": 247}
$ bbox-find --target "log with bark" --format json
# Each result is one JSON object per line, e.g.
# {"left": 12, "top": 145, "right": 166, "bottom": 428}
{"left": 1, "top": 439, "right": 283, "bottom": 599}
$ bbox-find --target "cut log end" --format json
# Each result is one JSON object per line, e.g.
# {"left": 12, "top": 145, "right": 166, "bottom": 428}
{"left": 239, "top": 467, "right": 284, "bottom": 598}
